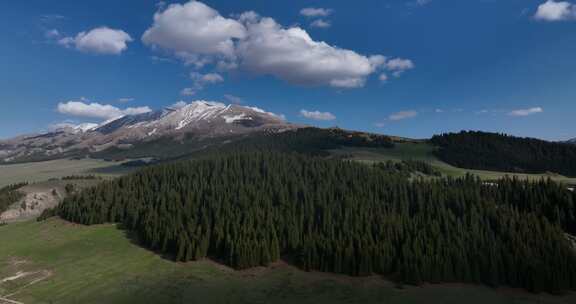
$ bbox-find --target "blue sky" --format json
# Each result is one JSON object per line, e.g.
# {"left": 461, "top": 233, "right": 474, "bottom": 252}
{"left": 0, "top": 0, "right": 575, "bottom": 140}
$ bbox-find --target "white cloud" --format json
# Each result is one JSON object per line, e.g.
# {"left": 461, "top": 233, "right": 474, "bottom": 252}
{"left": 180, "top": 88, "right": 196, "bottom": 96}
{"left": 407, "top": 0, "right": 432, "bottom": 7}
{"left": 535, "top": 0, "right": 576, "bottom": 21}
{"left": 142, "top": 0, "right": 246, "bottom": 64}
{"left": 389, "top": 110, "right": 418, "bottom": 121}
{"left": 141, "top": 1, "right": 412, "bottom": 89}
{"left": 386, "top": 58, "right": 415, "bottom": 77}
{"left": 45, "top": 29, "right": 61, "bottom": 39}
{"left": 245, "top": 106, "right": 286, "bottom": 121}
{"left": 379, "top": 73, "right": 389, "bottom": 82}
{"left": 224, "top": 94, "right": 243, "bottom": 104}
{"left": 170, "top": 101, "right": 189, "bottom": 109}
{"left": 310, "top": 19, "right": 331, "bottom": 28}
{"left": 300, "top": 109, "right": 336, "bottom": 121}
{"left": 508, "top": 107, "right": 543, "bottom": 116}
{"left": 182, "top": 72, "right": 224, "bottom": 95}
{"left": 57, "top": 101, "right": 151, "bottom": 120}
{"left": 150, "top": 55, "right": 175, "bottom": 63}
{"left": 58, "top": 27, "right": 133, "bottom": 55}
{"left": 237, "top": 16, "right": 387, "bottom": 88}
{"left": 117, "top": 97, "right": 134, "bottom": 103}
{"left": 300, "top": 8, "right": 333, "bottom": 17}
{"left": 192, "top": 72, "right": 224, "bottom": 83}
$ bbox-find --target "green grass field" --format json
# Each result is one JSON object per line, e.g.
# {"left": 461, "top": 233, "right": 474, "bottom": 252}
{"left": 0, "top": 218, "right": 575, "bottom": 304}
{"left": 0, "top": 158, "right": 134, "bottom": 188}
{"left": 330, "top": 142, "right": 576, "bottom": 184}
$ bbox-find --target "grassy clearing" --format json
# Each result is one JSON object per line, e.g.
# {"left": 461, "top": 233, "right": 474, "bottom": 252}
{"left": 0, "top": 158, "right": 134, "bottom": 188}
{"left": 0, "top": 218, "right": 575, "bottom": 304}
{"left": 330, "top": 142, "right": 576, "bottom": 184}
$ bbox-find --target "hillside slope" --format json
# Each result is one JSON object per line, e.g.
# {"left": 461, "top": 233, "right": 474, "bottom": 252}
{"left": 1, "top": 219, "right": 576, "bottom": 304}
{"left": 431, "top": 131, "right": 576, "bottom": 177}
{"left": 56, "top": 152, "right": 576, "bottom": 293}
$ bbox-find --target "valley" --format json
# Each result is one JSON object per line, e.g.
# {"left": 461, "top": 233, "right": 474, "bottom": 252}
{"left": 0, "top": 158, "right": 132, "bottom": 188}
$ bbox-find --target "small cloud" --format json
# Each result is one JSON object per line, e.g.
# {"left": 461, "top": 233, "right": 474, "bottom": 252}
{"left": 407, "top": 0, "right": 433, "bottom": 7}
{"left": 183, "top": 72, "right": 224, "bottom": 95}
{"left": 57, "top": 100, "right": 151, "bottom": 120}
{"left": 300, "top": 109, "right": 336, "bottom": 121}
{"left": 40, "top": 14, "right": 65, "bottom": 24}
{"left": 375, "top": 110, "right": 418, "bottom": 127}
{"left": 300, "top": 7, "right": 334, "bottom": 17}
{"left": 435, "top": 108, "right": 444, "bottom": 113}
{"left": 117, "top": 97, "right": 134, "bottom": 103}
{"left": 224, "top": 94, "right": 243, "bottom": 104}
{"left": 58, "top": 27, "right": 133, "bottom": 55}
{"left": 379, "top": 73, "right": 389, "bottom": 83}
{"left": 310, "top": 19, "right": 331, "bottom": 28}
{"left": 508, "top": 107, "right": 543, "bottom": 117}
{"left": 534, "top": 0, "right": 576, "bottom": 21}
{"left": 386, "top": 58, "right": 415, "bottom": 77}
{"left": 170, "top": 101, "right": 188, "bottom": 109}
{"left": 44, "top": 29, "right": 61, "bottom": 39}
{"left": 192, "top": 72, "right": 224, "bottom": 84}
{"left": 150, "top": 56, "right": 175, "bottom": 64}
{"left": 389, "top": 110, "right": 418, "bottom": 121}
{"left": 180, "top": 88, "right": 196, "bottom": 96}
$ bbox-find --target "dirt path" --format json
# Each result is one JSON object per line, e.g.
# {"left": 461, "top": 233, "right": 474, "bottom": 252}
{"left": 0, "top": 264, "right": 52, "bottom": 304}
{"left": 0, "top": 296, "right": 24, "bottom": 304}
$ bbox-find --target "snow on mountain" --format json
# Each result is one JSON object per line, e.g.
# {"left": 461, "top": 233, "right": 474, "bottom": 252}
{"left": 163, "top": 101, "right": 229, "bottom": 130}
{"left": 75, "top": 123, "right": 99, "bottom": 132}
{"left": 50, "top": 122, "right": 99, "bottom": 133}
{"left": 0, "top": 101, "right": 296, "bottom": 163}
{"left": 223, "top": 113, "right": 249, "bottom": 123}
{"left": 93, "top": 101, "right": 287, "bottom": 136}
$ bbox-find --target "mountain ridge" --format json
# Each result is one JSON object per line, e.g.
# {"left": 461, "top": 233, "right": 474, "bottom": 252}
{"left": 0, "top": 101, "right": 296, "bottom": 163}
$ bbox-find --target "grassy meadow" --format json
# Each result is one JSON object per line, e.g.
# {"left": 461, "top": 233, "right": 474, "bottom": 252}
{"left": 330, "top": 142, "right": 576, "bottom": 184}
{"left": 0, "top": 158, "right": 134, "bottom": 188}
{"left": 0, "top": 218, "right": 575, "bottom": 304}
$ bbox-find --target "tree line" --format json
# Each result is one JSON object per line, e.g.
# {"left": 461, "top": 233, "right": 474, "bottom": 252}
{"left": 0, "top": 183, "right": 27, "bottom": 215}
{"left": 93, "top": 127, "right": 396, "bottom": 161}
{"left": 431, "top": 131, "right": 576, "bottom": 177}
{"left": 55, "top": 151, "right": 576, "bottom": 293}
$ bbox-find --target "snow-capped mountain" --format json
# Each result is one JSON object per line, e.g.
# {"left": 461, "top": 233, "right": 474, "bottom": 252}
{"left": 0, "top": 101, "right": 295, "bottom": 163}
{"left": 567, "top": 138, "right": 576, "bottom": 144}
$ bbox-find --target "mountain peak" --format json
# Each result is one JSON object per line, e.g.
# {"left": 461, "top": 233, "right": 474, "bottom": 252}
{"left": 0, "top": 101, "right": 295, "bottom": 163}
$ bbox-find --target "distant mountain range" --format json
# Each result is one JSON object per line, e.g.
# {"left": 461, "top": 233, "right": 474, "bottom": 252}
{"left": 0, "top": 101, "right": 296, "bottom": 163}
{"left": 567, "top": 138, "right": 576, "bottom": 144}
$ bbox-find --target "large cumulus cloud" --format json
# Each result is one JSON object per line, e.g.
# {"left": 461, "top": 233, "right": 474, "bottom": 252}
{"left": 141, "top": 1, "right": 413, "bottom": 89}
